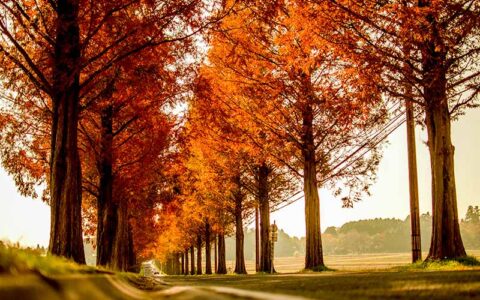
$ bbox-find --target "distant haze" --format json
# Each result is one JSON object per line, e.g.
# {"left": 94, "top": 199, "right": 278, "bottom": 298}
{"left": 2, "top": 109, "right": 480, "bottom": 246}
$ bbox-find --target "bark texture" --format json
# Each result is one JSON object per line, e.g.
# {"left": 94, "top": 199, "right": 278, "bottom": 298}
{"left": 258, "top": 164, "right": 273, "bottom": 273}
{"left": 107, "top": 199, "right": 135, "bottom": 271}
{"left": 97, "top": 104, "right": 115, "bottom": 267}
{"left": 302, "top": 102, "right": 324, "bottom": 270}
{"left": 48, "top": 0, "right": 85, "bottom": 264}
{"left": 234, "top": 181, "right": 247, "bottom": 274}
{"left": 217, "top": 233, "right": 227, "bottom": 274}
{"left": 184, "top": 249, "right": 189, "bottom": 275}
{"left": 419, "top": 3, "right": 466, "bottom": 259}
{"left": 181, "top": 252, "right": 185, "bottom": 275}
{"left": 190, "top": 246, "right": 195, "bottom": 275}
{"left": 205, "top": 221, "right": 212, "bottom": 274}
{"left": 196, "top": 234, "right": 202, "bottom": 275}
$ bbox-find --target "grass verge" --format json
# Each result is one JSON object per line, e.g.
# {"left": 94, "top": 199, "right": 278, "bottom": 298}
{"left": 394, "top": 256, "right": 480, "bottom": 271}
{"left": 0, "top": 243, "right": 113, "bottom": 276}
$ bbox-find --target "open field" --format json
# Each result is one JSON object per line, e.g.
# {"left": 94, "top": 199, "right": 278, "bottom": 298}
{"left": 163, "top": 270, "right": 480, "bottom": 300}
{"left": 1, "top": 247, "right": 480, "bottom": 299}
{"left": 225, "top": 250, "right": 480, "bottom": 273}
{"left": 163, "top": 251, "right": 480, "bottom": 299}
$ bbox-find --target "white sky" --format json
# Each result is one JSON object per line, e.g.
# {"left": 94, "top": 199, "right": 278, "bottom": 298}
{"left": 1, "top": 109, "right": 480, "bottom": 246}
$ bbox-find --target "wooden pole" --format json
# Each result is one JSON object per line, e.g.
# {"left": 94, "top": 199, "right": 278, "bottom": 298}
{"left": 214, "top": 234, "right": 218, "bottom": 273}
{"left": 255, "top": 206, "right": 259, "bottom": 272}
{"left": 406, "top": 98, "right": 422, "bottom": 262}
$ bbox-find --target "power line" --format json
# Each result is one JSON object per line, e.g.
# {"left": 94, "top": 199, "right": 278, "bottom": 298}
{"left": 270, "top": 104, "right": 412, "bottom": 214}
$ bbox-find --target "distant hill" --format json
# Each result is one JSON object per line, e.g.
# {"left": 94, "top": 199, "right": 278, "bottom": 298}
{"left": 226, "top": 208, "right": 480, "bottom": 258}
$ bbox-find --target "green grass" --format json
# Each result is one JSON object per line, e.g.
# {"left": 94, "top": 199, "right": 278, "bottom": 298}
{"left": 163, "top": 270, "right": 480, "bottom": 300}
{"left": 395, "top": 256, "right": 480, "bottom": 271}
{"left": 0, "top": 244, "right": 101, "bottom": 275}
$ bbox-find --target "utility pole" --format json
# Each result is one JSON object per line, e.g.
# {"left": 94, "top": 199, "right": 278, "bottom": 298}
{"left": 255, "top": 207, "right": 260, "bottom": 272}
{"left": 214, "top": 235, "right": 218, "bottom": 273}
{"left": 406, "top": 98, "right": 422, "bottom": 262}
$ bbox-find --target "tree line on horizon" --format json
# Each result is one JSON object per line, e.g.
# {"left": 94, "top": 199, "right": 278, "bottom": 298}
{"left": 225, "top": 208, "right": 480, "bottom": 261}
{"left": 0, "top": 0, "right": 479, "bottom": 275}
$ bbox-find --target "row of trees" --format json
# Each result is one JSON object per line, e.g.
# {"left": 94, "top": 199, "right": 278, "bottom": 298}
{"left": 0, "top": 0, "right": 230, "bottom": 270}
{"left": 153, "top": 0, "right": 479, "bottom": 273}
{"left": 0, "top": 0, "right": 478, "bottom": 273}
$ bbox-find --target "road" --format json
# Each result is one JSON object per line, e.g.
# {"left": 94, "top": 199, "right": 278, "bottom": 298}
{"left": 0, "top": 272, "right": 309, "bottom": 300}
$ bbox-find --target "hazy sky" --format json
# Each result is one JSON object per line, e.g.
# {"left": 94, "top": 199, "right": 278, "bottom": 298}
{"left": 1, "top": 109, "right": 480, "bottom": 246}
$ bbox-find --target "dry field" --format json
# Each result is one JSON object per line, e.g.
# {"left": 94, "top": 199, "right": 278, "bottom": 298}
{"left": 165, "top": 251, "right": 480, "bottom": 299}
{"left": 226, "top": 250, "right": 480, "bottom": 273}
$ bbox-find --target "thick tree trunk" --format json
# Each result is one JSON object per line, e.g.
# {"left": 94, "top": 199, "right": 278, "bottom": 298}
{"left": 127, "top": 225, "right": 136, "bottom": 268}
{"left": 205, "top": 221, "right": 212, "bottom": 274}
{"left": 196, "top": 234, "right": 202, "bottom": 275}
{"left": 302, "top": 103, "right": 324, "bottom": 270}
{"left": 258, "top": 163, "right": 273, "bottom": 273}
{"left": 406, "top": 99, "right": 422, "bottom": 262}
{"left": 419, "top": 10, "right": 466, "bottom": 259}
{"left": 48, "top": 0, "right": 85, "bottom": 264}
{"left": 108, "top": 198, "right": 132, "bottom": 271}
{"left": 190, "top": 245, "right": 195, "bottom": 275}
{"left": 97, "top": 104, "right": 115, "bottom": 267}
{"left": 217, "top": 233, "right": 227, "bottom": 274}
{"left": 425, "top": 98, "right": 466, "bottom": 259}
{"left": 255, "top": 207, "right": 259, "bottom": 272}
{"left": 234, "top": 183, "right": 247, "bottom": 274}
{"left": 184, "top": 249, "right": 189, "bottom": 275}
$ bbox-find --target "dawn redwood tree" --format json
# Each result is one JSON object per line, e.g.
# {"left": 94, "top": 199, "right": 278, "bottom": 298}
{"left": 79, "top": 46, "right": 181, "bottom": 269}
{"left": 205, "top": 220, "right": 213, "bottom": 274}
{"left": 0, "top": 0, "right": 218, "bottom": 262}
{"left": 196, "top": 233, "right": 202, "bottom": 275}
{"left": 0, "top": 0, "right": 86, "bottom": 262}
{"left": 323, "top": 0, "right": 480, "bottom": 259}
{"left": 184, "top": 248, "right": 189, "bottom": 275}
{"left": 216, "top": 233, "right": 227, "bottom": 274}
{"left": 203, "top": 1, "right": 386, "bottom": 270}
{"left": 194, "top": 69, "right": 297, "bottom": 274}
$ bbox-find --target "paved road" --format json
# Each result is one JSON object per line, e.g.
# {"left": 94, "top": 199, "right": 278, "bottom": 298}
{"left": 0, "top": 273, "right": 309, "bottom": 300}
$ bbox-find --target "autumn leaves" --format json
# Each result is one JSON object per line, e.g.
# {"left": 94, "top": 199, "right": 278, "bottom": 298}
{"left": 0, "top": 0, "right": 478, "bottom": 273}
{"left": 0, "top": 0, "right": 215, "bottom": 269}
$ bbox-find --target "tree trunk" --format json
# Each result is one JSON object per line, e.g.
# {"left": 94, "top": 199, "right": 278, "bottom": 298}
{"left": 214, "top": 235, "right": 218, "bottom": 273}
{"left": 175, "top": 253, "right": 181, "bottom": 275}
{"left": 190, "top": 246, "right": 195, "bottom": 275}
{"left": 127, "top": 225, "right": 136, "bottom": 268}
{"left": 258, "top": 163, "right": 273, "bottom": 273}
{"left": 97, "top": 104, "right": 115, "bottom": 267}
{"left": 425, "top": 97, "right": 466, "bottom": 259}
{"left": 234, "top": 181, "right": 247, "bottom": 274}
{"left": 181, "top": 252, "right": 185, "bottom": 275}
{"left": 196, "top": 234, "right": 202, "bottom": 275}
{"left": 108, "top": 198, "right": 132, "bottom": 271}
{"left": 217, "top": 233, "right": 227, "bottom": 274}
{"left": 205, "top": 221, "right": 212, "bottom": 274}
{"left": 406, "top": 98, "right": 422, "bottom": 262}
{"left": 419, "top": 8, "right": 466, "bottom": 259}
{"left": 48, "top": 0, "right": 85, "bottom": 264}
{"left": 302, "top": 102, "right": 324, "bottom": 270}
{"left": 185, "top": 249, "right": 189, "bottom": 275}
{"left": 255, "top": 207, "right": 259, "bottom": 272}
